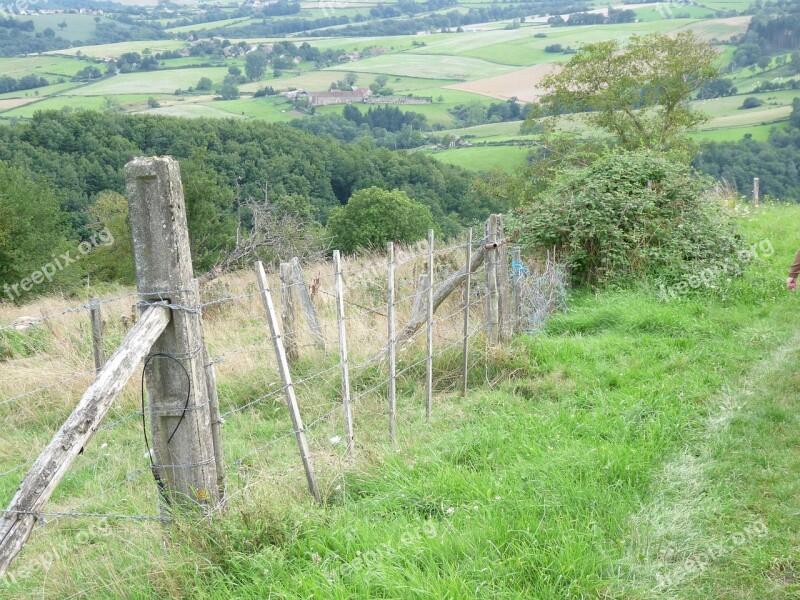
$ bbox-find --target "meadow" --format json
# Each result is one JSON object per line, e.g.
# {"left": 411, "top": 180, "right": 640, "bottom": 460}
{"left": 2, "top": 201, "right": 799, "bottom": 598}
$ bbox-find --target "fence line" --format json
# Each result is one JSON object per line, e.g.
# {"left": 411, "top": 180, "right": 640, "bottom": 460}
{"left": 0, "top": 201, "right": 551, "bottom": 579}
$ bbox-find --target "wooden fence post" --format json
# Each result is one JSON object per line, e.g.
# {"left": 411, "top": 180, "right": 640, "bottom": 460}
{"left": 485, "top": 215, "right": 500, "bottom": 344}
{"left": 462, "top": 228, "right": 473, "bottom": 397}
{"left": 194, "top": 281, "right": 225, "bottom": 506}
{"left": 387, "top": 242, "right": 397, "bottom": 445}
{"left": 0, "top": 305, "right": 171, "bottom": 577}
{"left": 255, "top": 262, "right": 320, "bottom": 503}
{"left": 279, "top": 262, "right": 299, "bottom": 364}
{"left": 753, "top": 177, "right": 760, "bottom": 206}
{"left": 425, "top": 229, "right": 434, "bottom": 419}
{"left": 333, "top": 250, "right": 355, "bottom": 459}
{"left": 291, "top": 257, "right": 325, "bottom": 351}
{"left": 89, "top": 298, "right": 105, "bottom": 373}
{"left": 510, "top": 247, "right": 522, "bottom": 335}
{"left": 497, "top": 215, "right": 511, "bottom": 342}
{"left": 125, "top": 156, "right": 220, "bottom": 512}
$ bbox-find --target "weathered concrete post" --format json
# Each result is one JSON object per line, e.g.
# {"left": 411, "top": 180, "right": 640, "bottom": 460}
{"left": 125, "top": 156, "right": 220, "bottom": 512}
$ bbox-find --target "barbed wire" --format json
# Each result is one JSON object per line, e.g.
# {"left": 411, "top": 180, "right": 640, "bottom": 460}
{"left": 0, "top": 369, "right": 95, "bottom": 407}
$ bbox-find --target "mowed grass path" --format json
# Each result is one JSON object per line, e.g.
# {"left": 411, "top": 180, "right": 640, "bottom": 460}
{"left": 5, "top": 206, "right": 798, "bottom": 597}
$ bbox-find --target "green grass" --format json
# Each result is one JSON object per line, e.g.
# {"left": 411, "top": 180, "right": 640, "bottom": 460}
{"left": 0, "top": 56, "right": 87, "bottom": 79}
{"left": 425, "top": 144, "right": 530, "bottom": 171}
{"left": 325, "top": 53, "right": 516, "bottom": 81}
{"left": 6, "top": 204, "right": 800, "bottom": 597}
{"left": 68, "top": 68, "right": 230, "bottom": 96}
{"left": 28, "top": 14, "right": 100, "bottom": 42}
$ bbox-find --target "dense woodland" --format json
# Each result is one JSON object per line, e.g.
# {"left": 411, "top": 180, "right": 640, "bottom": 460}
{"left": 0, "top": 111, "right": 502, "bottom": 295}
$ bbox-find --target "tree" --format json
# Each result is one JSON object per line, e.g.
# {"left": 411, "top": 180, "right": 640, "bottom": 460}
{"left": 245, "top": 51, "right": 267, "bottom": 81}
{"left": 792, "top": 51, "right": 800, "bottom": 74}
{"left": 0, "top": 164, "right": 76, "bottom": 300}
{"left": 516, "top": 151, "right": 740, "bottom": 287}
{"left": 757, "top": 55, "right": 771, "bottom": 70}
{"left": 58, "top": 20, "right": 67, "bottom": 31}
{"left": 344, "top": 72, "right": 358, "bottom": 87}
{"left": 327, "top": 187, "right": 435, "bottom": 253}
{"left": 219, "top": 83, "right": 240, "bottom": 100}
{"left": 196, "top": 77, "right": 213, "bottom": 91}
{"left": 534, "top": 32, "right": 718, "bottom": 154}
{"left": 741, "top": 96, "right": 763, "bottom": 109}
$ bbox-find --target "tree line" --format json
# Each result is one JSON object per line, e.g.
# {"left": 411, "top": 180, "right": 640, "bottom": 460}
{"left": 0, "top": 111, "right": 504, "bottom": 297}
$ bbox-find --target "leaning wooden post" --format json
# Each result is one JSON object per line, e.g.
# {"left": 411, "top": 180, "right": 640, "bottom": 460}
{"left": 753, "top": 177, "right": 760, "bottom": 206}
{"left": 387, "top": 242, "right": 397, "bottom": 445}
{"left": 496, "top": 214, "right": 511, "bottom": 343}
{"left": 462, "top": 228, "right": 473, "bottom": 398}
{"left": 279, "top": 262, "right": 299, "bottom": 364}
{"left": 125, "top": 156, "right": 220, "bottom": 512}
{"left": 510, "top": 247, "right": 523, "bottom": 335}
{"left": 255, "top": 262, "right": 321, "bottom": 503}
{"left": 0, "top": 305, "right": 170, "bottom": 577}
{"left": 89, "top": 298, "right": 105, "bottom": 373}
{"left": 485, "top": 215, "right": 500, "bottom": 344}
{"left": 333, "top": 250, "right": 355, "bottom": 459}
{"left": 425, "top": 229, "right": 434, "bottom": 420}
{"left": 290, "top": 257, "right": 325, "bottom": 351}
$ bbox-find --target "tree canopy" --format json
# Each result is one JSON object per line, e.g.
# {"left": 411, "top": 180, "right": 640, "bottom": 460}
{"left": 534, "top": 32, "right": 718, "bottom": 154}
{"left": 327, "top": 187, "right": 435, "bottom": 253}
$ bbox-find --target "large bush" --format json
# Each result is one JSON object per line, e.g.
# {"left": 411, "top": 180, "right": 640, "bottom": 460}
{"left": 516, "top": 151, "right": 741, "bottom": 286}
{"left": 328, "top": 187, "right": 435, "bottom": 253}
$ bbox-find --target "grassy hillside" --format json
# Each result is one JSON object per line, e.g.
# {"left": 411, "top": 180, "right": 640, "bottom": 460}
{"left": 3, "top": 203, "right": 800, "bottom": 597}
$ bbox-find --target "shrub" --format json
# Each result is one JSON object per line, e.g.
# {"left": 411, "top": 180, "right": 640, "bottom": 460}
{"left": 515, "top": 151, "right": 741, "bottom": 287}
{"left": 741, "top": 96, "right": 763, "bottom": 109}
{"left": 327, "top": 187, "right": 435, "bottom": 253}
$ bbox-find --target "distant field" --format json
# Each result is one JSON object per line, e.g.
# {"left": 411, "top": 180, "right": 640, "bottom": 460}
{"left": 0, "top": 56, "right": 86, "bottom": 79}
{"left": 68, "top": 68, "right": 230, "bottom": 95}
{"left": 674, "top": 15, "right": 752, "bottom": 41}
{"left": 137, "top": 102, "right": 250, "bottom": 119}
{"left": 425, "top": 144, "right": 529, "bottom": 171}
{"left": 47, "top": 40, "right": 187, "bottom": 58}
{"left": 447, "top": 63, "right": 558, "bottom": 102}
{"left": 326, "top": 54, "right": 515, "bottom": 80}
{"left": 28, "top": 14, "right": 100, "bottom": 42}
{"left": 167, "top": 17, "right": 251, "bottom": 34}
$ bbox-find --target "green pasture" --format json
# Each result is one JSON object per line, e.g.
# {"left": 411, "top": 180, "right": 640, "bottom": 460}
{"left": 691, "top": 122, "right": 778, "bottom": 142}
{"left": 0, "top": 56, "right": 87, "bottom": 79}
{"left": 1, "top": 94, "right": 152, "bottom": 118}
{"left": 207, "top": 97, "right": 299, "bottom": 121}
{"left": 324, "top": 53, "right": 515, "bottom": 80}
{"left": 674, "top": 15, "right": 752, "bottom": 41}
{"left": 28, "top": 14, "right": 101, "bottom": 42}
{"left": 452, "top": 20, "right": 695, "bottom": 66}
{"left": 693, "top": 89, "right": 800, "bottom": 119}
{"left": 47, "top": 39, "right": 187, "bottom": 59}
{"left": 137, "top": 102, "right": 250, "bottom": 119}
{"left": 166, "top": 17, "right": 252, "bottom": 34}
{"left": 68, "top": 67, "right": 230, "bottom": 96}
{"left": 425, "top": 144, "right": 529, "bottom": 171}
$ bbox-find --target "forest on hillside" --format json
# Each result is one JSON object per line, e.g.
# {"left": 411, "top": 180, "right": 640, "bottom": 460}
{"left": 0, "top": 111, "right": 503, "bottom": 297}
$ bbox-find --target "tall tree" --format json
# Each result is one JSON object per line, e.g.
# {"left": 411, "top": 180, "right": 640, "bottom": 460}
{"left": 245, "top": 51, "right": 268, "bottom": 81}
{"left": 533, "top": 32, "right": 718, "bottom": 155}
